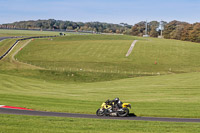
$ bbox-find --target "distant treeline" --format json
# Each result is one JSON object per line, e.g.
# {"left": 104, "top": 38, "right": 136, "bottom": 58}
{"left": 130, "top": 20, "right": 200, "bottom": 43}
{"left": 130, "top": 21, "right": 166, "bottom": 37}
{"left": 0, "top": 19, "right": 132, "bottom": 34}
{"left": 163, "top": 20, "right": 200, "bottom": 43}
{"left": 1, "top": 19, "right": 200, "bottom": 42}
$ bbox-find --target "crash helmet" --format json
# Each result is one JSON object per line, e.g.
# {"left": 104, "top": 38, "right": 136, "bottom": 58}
{"left": 105, "top": 99, "right": 110, "bottom": 104}
{"left": 115, "top": 97, "right": 119, "bottom": 102}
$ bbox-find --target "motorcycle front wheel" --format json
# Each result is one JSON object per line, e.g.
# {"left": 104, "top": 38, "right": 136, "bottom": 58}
{"left": 117, "top": 108, "right": 129, "bottom": 117}
{"left": 96, "top": 109, "right": 105, "bottom": 116}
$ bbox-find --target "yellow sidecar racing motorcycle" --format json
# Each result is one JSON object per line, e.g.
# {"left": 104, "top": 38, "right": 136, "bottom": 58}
{"left": 96, "top": 100, "right": 131, "bottom": 117}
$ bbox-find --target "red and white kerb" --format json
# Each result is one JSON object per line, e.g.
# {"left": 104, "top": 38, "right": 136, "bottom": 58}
{"left": 0, "top": 105, "right": 32, "bottom": 110}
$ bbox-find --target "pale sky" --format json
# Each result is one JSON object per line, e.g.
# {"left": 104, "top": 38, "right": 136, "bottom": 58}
{"left": 0, "top": 0, "right": 200, "bottom": 25}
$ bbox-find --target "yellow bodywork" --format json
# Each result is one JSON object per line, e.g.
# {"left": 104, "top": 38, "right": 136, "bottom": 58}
{"left": 101, "top": 102, "right": 131, "bottom": 109}
{"left": 122, "top": 103, "right": 131, "bottom": 109}
{"left": 101, "top": 103, "right": 112, "bottom": 109}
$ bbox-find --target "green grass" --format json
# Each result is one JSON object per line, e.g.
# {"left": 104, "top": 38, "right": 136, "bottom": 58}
{"left": 0, "top": 29, "right": 61, "bottom": 37}
{"left": 1, "top": 33, "right": 200, "bottom": 132}
{"left": 0, "top": 71, "right": 200, "bottom": 118}
{"left": 16, "top": 35, "right": 200, "bottom": 77}
{"left": 0, "top": 39, "right": 17, "bottom": 55}
{"left": 0, "top": 34, "right": 200, "bottom": 118}
{"left": 0, "top": 114, "right": 200, "bottom": 133}
{"left": 0, "top": 40, "right": 41, "bottom": 70}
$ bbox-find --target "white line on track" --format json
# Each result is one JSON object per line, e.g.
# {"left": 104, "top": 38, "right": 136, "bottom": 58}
{"left": 126, "top": 40, "right": 138, "bottom": 57}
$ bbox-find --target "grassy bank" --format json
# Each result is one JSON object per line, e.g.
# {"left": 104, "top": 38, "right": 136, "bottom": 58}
{"left": 16, "top": 35, "right": 200, "bottom": 77}
{"left": 0, "top": 29, "right": 59, "bottom": 37}
{"left": 0, "top": 34, "right": 200, "bottom": 118}
{"left": 0, "top": 39, "right": 18, "bottom": 55}
{"left": 0, "top": 71, "right": 200, "bottom": 118}
{"left": 0, "top": 114, "right": 200, "bottom": 133}
{"left": 0, "top": 32, "right": 200, "bottom": 133}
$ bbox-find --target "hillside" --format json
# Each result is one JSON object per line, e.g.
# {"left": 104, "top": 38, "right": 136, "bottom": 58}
{"left": 15, "top": 35, "right": 200, "bottom": 81}
{"left": 0, "top": 31, "right": 200, "bottom": 119}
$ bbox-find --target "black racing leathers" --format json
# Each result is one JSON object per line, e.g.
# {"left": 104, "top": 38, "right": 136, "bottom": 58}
{"left": 112, "top": 100, "right": 123, "bottom": 109}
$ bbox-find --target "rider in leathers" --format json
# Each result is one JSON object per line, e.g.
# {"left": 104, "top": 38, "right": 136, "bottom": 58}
{"left": 104, "top": 98, "right": 123, "bottom": 115}
{"left": 111, "top": 97, "right": 123, "bottom": 111}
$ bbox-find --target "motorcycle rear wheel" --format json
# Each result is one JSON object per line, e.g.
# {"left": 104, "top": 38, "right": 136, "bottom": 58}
{"left": 117, "top": 108, "right": 129, "bottom": 117}
{"left": 96, "top": 109, "right": 105, "bottom": 116}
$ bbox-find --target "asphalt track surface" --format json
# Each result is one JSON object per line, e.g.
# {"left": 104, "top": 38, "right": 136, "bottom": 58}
{"left": 1, "top": 108, "right": 200, "bottom": 123}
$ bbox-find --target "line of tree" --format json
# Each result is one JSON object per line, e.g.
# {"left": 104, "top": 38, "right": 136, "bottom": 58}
{"left": 130, "top": 20, "right": 200, "bottom": 43}
{"left": 163, "top": 20, "right": 200, "bottom": 42}
{"left": 130, "top": 21, "right": 167, "bottom": 37}
{"left": 0, "top": 19, "right": 132, "bottom": 34}
{"left": 1, "top": 19, "right": 200, "bottom": 43}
